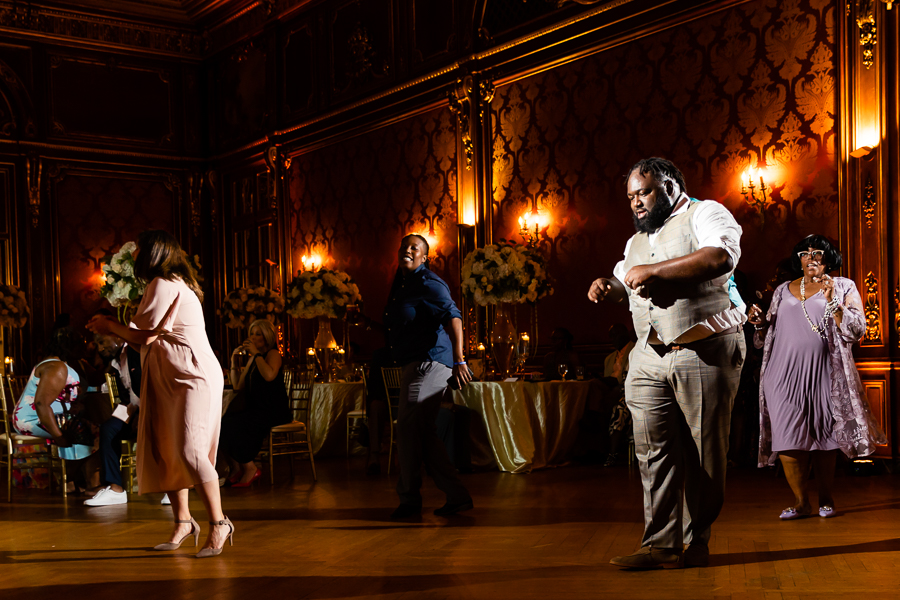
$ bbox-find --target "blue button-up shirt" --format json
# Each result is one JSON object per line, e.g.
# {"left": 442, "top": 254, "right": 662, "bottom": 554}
{"left": 384, "top": 265, "right": 462, "bottom": 368}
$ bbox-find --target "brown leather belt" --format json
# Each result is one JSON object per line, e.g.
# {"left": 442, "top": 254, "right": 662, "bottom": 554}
{"left": 650, "top": 325, "right": 742, "bottom": 355}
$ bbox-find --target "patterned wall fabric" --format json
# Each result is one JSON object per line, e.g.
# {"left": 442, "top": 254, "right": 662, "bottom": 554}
{"left": 56, "top": 174, "right": 175, "bottom": 327}
{"left": 287, "top": 107, "right": 458, "bottom": 350}
{"left": 491, "top": 0, "right": 837, "bottom": 345}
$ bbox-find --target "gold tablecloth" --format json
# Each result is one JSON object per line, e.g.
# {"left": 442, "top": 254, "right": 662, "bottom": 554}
{"left": 309, "top": 382, "right": 366, "bottom": 456}
{"left": 452, "top": 381, "right": 592, "bottom": 473}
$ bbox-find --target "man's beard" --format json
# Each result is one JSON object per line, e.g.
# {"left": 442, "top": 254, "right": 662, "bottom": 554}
{"left": 632, "top": 196, "right": 675, "bottom": 233}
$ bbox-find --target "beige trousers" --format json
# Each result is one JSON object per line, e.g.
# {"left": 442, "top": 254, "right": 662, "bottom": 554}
{"left": 625, "top": 328, "right": 745, "bottom": 549}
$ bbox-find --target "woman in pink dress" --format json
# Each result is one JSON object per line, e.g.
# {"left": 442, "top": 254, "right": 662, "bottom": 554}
{"left": 88, "top": 230, "right": 230, "bottom": 558}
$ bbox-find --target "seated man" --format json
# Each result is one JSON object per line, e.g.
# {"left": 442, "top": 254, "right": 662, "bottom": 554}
{"left": 84, "top": 332, "right": 142, "bottom": 506}
{"left": 603, "top": 323, "right": 635, "bottom": 467}
{"left": 542, "top": 328, "right": 582, "bottom": 380}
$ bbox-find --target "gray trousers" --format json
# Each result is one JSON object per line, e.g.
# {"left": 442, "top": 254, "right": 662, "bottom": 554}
{"left": 396, "top": 361, "right": 471, "bottom": 507}
{"left": 625, "top": 328, "right": 745, "bottom": 549}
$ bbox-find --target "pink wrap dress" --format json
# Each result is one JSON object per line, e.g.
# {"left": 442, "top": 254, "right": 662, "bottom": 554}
{"left": 132, "top": 277, "right": 224, "bottom": 493}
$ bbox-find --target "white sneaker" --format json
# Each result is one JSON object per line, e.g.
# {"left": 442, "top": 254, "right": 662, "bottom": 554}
{"left": 84, "top": 486, "right": 127, "bottom": 506}
{"left": 161, "top": 494, "right": 171, "bottom": 505}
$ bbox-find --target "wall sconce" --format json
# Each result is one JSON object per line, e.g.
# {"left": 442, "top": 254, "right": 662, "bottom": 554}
{"left": 518, "top": 200, "right": 550, "bottom": 248}
{"left": 741, "top": 167, "right": 769, "bottom": 221}
{"left": 299, "top": 254, "right": 323, "bottom": 273}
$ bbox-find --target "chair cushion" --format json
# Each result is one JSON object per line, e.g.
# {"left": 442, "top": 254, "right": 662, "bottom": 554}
{"left": 0, "top": 433, "right": 46, "bottom": 443}
{"left": 347, "top": 410, "right": 365, "bottom": 418}
{"left": 271, "top": 421, "right": 306, "bottom": 433}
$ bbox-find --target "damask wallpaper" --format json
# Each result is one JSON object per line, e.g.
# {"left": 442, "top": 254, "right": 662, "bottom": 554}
{"left": 287, "top": 106, "right": 458, "bottom": 351}
{"left": 491, "top": 0, "right": 838, "bottom": 345}
{"left": 56, "top": 173, "right": 175, "bottom": 327}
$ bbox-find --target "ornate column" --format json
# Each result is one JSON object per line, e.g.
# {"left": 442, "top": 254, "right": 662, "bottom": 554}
{"left": 840, "top": 0, "right": 898, "bottom": 460}
{"left": 450, "top": 73, "right": 495, "bottom": 355}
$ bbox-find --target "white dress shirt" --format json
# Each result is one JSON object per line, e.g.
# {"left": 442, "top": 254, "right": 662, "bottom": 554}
{"left": 110, "top": 346, "right": 140, "bottom": 407}
{"left": 613, "top": 194, "right": 746, "bottom": 344}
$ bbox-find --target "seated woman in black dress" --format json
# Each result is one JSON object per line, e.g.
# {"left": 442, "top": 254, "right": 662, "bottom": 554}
{"left": 220, "top": 319, "right": 292, "bottom": 487}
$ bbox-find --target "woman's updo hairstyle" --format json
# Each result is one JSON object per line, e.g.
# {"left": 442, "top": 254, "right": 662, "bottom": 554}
{"left": 789, "top": 234, "right": 843, "bottom": 275}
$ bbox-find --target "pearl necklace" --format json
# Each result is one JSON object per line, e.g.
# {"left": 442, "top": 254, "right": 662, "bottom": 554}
{"left": 799, "top": 277, "right": 828, "bottom": 337}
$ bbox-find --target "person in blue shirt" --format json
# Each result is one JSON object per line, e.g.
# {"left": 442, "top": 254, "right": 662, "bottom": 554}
{"left": 383, "top": 233, "right": 474, "bottom": 518}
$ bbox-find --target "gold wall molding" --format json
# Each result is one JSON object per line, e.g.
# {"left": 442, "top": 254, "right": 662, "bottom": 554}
{"left": 187, "top": 171, "right": 202, "bottom": 237}
{"left": 894, "top": 282, "right": 899, "bottom": 347}
{"left": 206, "top": 170, "right": 219, "bottom": 226}
{"left": 1, "top": 138, "right": 202, "bottom": 162}
{"left": 862, "top": 175, "right": 876, "bottom": 227}
{"left": 448, "top": 77, "right": 475, "bottom": 170}
{"left": 0, "top": 2, "right": 204, "bottom": 59}
{"left": 25, "top": 154, "right": 41, "bottom": 228}
{"left": 863, "top": 271, "right": 882, "bottom": 343}
{"left": 856, "top": 0, "right": 877, "bottom": 69}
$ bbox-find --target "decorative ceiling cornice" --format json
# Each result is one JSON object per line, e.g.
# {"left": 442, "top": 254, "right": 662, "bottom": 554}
{"left": 0, "top": 1, "right": 206, "bottom": 58}
{"left": 0, "top": 1, "right": 324, "bottom": 59}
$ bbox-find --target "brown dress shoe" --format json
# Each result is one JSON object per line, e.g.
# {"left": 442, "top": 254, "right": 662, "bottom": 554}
{"left": 610, "top": 546, "right": 682, "bottom": 569}
{"left": 683, "top": 544, "right": 709, "bottom": 567}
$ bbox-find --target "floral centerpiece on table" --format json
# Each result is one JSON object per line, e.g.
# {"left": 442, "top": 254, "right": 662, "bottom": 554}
{"left": 461, "top": 241, "right": 554, "bottom": 305}
{"left": 219, "top": 286, "right": 285, "bottom": 329}
{"left": 285, "top": 268, "right": 362, "bottom": 319}
{"left": 0, "top": 283, "right": 30, "bottom": 328}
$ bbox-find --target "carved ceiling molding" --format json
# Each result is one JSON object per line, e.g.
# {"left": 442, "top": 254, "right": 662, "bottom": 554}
{"left": 0, "top": 1, "right": 205, "bottom": 58}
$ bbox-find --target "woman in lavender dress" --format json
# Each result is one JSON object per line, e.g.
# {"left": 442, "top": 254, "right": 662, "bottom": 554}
{"left": 749, "top": 235, "right": 885, "bottom": 519}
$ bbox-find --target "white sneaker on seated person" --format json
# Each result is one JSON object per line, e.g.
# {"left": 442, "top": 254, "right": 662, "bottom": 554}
{"left": 161, "top": 494, "right": 171, "bottom": 505}
{"left": 84, "top": 486, "right": 127, "bottom": 506}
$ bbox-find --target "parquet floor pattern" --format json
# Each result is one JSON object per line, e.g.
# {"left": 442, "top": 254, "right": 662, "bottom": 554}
{"left": 0, "top": 460, "right": 898, "bottom": 599}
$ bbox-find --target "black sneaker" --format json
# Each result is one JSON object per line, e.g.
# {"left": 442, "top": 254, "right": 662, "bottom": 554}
{"left": 390, "top": 504, "right": 421, "bottom": 519}
{"left": 433, "top": 500, "right": 474, "bottom": 516}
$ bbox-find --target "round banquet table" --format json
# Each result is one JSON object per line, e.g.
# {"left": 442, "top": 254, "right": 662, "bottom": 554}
{"left": 451, "top": 380, "right": 596, "bottom": 473}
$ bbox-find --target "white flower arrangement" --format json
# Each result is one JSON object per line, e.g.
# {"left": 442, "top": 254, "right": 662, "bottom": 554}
{"left": 219, "top": 286, "right": 285, "bottom": 329}
{"left": 285, "top": 268, "right": 362, "bottom": 319}
{"left": 0, "top": 283, "right": 30, "bottom": 328}
{"left": 99, "top": 242, "right": 144, "bottom": 309}
{"left": 461, "top": 241, "right": 554, "bottom": 306}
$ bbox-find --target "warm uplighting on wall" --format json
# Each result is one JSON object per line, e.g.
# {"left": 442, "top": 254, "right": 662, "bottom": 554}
{"left": 518, "top": 208, "right": 550, "bottom": 247}
{"left": 97, "top": 267, "right": 107, "bottom": 285}
{"left": 851, "top": 123, "right": 879, "bottom": 158}
{"left": 410, "top": 230, "right": 439, "bottom": 250}
{"left": 458, "top": 192, "right": 477, "bottom": 227}
{"left": 299, "top": 254, "right": 323, "bottom": 272}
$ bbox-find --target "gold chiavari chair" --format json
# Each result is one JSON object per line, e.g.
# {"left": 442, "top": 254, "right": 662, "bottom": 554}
{"left": 0, "top": 373, "right": 66, "bottom": 500}
{"left": 345, "top": 367, "right": 368, "bottom": 456}
{"left": 104, "top": 373, "right": 137, "bottom": 494}
{"left": 381, "top": 367, "right": 403, "bottom": 475}
{"left": 261, "top": 367, "right": 316, "bottom": 483}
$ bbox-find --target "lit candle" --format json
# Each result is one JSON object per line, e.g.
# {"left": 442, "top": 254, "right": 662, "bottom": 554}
{"left": 520, "top": 333, "right": 529, "bottom": 341}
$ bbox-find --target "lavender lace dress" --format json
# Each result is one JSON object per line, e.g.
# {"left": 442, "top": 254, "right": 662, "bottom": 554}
{"left": 757, "top": 278, "right": 886, "bottom": 467}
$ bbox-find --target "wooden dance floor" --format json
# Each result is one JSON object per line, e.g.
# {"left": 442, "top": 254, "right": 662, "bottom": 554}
{"left": 1, "top": 460, "right": 898, "bottom": 599}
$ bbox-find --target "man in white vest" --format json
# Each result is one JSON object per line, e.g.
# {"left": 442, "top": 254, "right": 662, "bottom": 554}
{"left": 588, "top": 157, "right": 746, "bottom": 569}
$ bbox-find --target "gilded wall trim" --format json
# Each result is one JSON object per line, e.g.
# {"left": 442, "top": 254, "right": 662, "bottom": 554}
{"left": 862, "top": 175, "right": 875, "bottom": 227}
{"left": 863, "top": 271, "right": 882, "bottom": 343}
{"left": 0, "top": 2, "right": 204, "bottom": 59}
{"left": 856, "top": 0, "right": 877, "bottom": 69}
{"left": 3, "top": 138, "right": 203, "bottom": 162}
{"left": 187, "top": 171, "right": 202, "bottom": 237}
{"left": 25, "top": 154, "right": 41, "bottom": 228}
{"left": 894, "top": 282, "right": 899, "bottom": 347}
